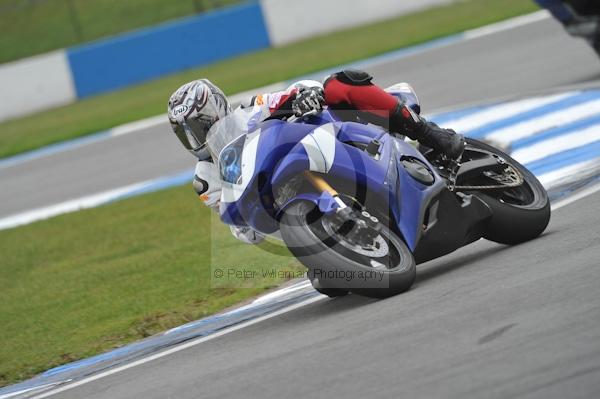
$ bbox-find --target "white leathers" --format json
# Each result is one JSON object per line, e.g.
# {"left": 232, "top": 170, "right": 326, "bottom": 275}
{"left": 192, "top": 161, "right": 221, "bottom": 209}
{"left": 193, "top": 160, "right": 265, "bottom": 245}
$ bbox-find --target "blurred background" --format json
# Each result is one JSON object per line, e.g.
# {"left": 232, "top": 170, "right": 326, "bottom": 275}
{"left": 0, "top": 0, "right": 242, "bottom": 64}
{"left": 2, "top": 0, "right": 600, "bottom": 395}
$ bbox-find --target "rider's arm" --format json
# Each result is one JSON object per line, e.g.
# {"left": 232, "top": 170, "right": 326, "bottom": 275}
{"left": 243, "top": 81, "right": 324, "bottom": 121}
{"left": 193, "top": 161, "right": 222, "bottom": 210}
{"left": 243, "top": 89, "right": 299, "bottom": 121}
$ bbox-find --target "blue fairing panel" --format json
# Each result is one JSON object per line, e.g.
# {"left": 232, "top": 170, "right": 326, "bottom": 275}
{"left": 337, "top": 121, "right": 386, "bottom": 144}
{"left": 219, "top": 112, "right": 446, "bottom": 250}
{"left": 220, "top": 119, "right": 316, "bottom": 233}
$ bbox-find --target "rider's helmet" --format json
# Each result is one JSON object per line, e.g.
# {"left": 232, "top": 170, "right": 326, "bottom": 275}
{"left": 385, "top": 82, "right": 421, "bottom": 115}
{"left": 168, "top": 79, "right": 231, "bottom": 161}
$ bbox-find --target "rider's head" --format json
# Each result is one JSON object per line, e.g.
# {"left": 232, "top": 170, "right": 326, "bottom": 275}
{"left": 168, "top": 79, "right": 231, "bottom": 161}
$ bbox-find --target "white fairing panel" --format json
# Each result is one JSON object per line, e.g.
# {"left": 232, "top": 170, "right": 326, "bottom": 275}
{"left": 300, "top": 123, "right": 337, "bottom": 173}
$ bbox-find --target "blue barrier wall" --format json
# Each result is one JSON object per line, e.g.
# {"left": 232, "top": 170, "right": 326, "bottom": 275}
{"left": 67, "top": 1, "right": 270, "bottom": 98}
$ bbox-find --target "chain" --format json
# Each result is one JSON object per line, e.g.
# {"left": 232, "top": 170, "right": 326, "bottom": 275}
{"left": 453, "top": 165, "right": 524, "bottom": 190}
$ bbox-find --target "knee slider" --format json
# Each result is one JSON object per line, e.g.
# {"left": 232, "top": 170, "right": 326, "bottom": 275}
{"left": 335, "top": 69, "right": 373, "bottom": 86}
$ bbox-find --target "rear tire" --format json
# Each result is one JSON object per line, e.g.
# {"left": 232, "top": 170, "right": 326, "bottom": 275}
{"left": 280, "top": 201, "right": 416, "bottom": 298}
{"left": 465, "top": 138, "right": 551, "bottom": 245}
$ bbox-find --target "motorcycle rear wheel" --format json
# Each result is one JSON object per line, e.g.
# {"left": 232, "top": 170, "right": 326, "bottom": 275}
{"left": 462, "top": 138, "right": 551, "bottom": 245}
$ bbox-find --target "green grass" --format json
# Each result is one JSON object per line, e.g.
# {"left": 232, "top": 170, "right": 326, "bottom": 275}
{"left": 0, "top": 184, "right": 302, "bottom": 387}
{"left": 0, "top": 0, "right": 539, "bottom": 159}
{"left": 0, "top": 0, "right": 242, "bottom": 64}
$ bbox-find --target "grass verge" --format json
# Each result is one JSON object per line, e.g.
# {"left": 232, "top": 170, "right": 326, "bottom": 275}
{"left": 0, "top": 0, "right": 539, "bottom": 159}
{"left": 0, "top": 185, "right": 302, "bottom": 387}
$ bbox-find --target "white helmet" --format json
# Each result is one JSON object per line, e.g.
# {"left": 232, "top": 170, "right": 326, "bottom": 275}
{"left": 168, "top": 79, "right": 231, "bottom": 160}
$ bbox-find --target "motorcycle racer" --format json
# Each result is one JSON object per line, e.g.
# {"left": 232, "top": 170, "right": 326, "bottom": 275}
{"left": 167, "top": 69, "right": 465, "bottom": 244}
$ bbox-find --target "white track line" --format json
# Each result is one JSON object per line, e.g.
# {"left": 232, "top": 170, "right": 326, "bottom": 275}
{"left": 538, "top": 159, "right": 600, "bottom": 189}
{"left": 552, "top": 181, "right": 600, "bottom": 211}
{"left": 462, "top": 10, "right": 550, "bottom": 41}
{"left": 0, "top": 182, "right": 148, "bottom": 230}
{"left": 109, "top": 115, "right": 167, "bottom": 137}
{"left": 0, "top": 383, "right": 66, "bottom": 399}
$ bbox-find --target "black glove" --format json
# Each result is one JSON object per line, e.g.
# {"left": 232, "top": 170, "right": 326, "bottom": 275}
{"left": 292, "top": 86, "right": 325, "bottom": 117}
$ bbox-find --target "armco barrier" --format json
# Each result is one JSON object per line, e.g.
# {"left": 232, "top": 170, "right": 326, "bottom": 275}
{"left": 67, "top": 1, "right": 270, "bottom": 98}
{"left": 260, "top": 0, "right": 455, "bottom": 46}
{"left": 0, "top": 51, "right": 76, "bottom": 121}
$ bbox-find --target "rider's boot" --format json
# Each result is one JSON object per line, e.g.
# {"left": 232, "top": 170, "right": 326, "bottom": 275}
{"left": 417, "top": 122, "right": 465, "bottom": 160}
{"left": 390, "top": 103, "right": 465, "bottom": 160}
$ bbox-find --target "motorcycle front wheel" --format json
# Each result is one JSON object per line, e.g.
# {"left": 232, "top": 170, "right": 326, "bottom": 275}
{"left": 280, "top": 201, "right": 415, "bottom": 298}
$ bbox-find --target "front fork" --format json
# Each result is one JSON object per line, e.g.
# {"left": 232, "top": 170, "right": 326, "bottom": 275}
{"left": 303, "top": 171, "right": 382, "bottom": 241}
{"left": 303, "top": 171, "right": 348, "bottom": 210}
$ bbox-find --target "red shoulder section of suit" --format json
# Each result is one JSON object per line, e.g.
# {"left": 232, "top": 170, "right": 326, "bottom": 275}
{"left": 323, "top": 78, "right": 398, "bottom": 118}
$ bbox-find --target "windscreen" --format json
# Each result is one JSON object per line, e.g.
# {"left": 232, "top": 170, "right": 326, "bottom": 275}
{"left": 206, "top": 107, "right": 261, "bottom": 184}
{"left": 206, "top": 110, "right": 246, "bottom": 162}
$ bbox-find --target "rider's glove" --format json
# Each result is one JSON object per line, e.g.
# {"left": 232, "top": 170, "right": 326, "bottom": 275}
{"left": 292, "top": 86, "right": 325, "bottom": 117}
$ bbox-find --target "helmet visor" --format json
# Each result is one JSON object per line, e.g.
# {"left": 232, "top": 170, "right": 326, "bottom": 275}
{"left": 171, "top": 114, "right": 215, "bottom": 152}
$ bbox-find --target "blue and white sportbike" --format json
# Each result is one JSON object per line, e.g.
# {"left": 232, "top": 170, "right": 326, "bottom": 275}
{"left": 207, "top": 102, "right": 551, "bottom": 298}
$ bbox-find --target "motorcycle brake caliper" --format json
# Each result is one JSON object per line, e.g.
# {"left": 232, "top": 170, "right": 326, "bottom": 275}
{"left": 304, "top": 171, "right": 382, "bottom": 245}
{"left": 332, "top": 208, "right": 381, "bottom": 246}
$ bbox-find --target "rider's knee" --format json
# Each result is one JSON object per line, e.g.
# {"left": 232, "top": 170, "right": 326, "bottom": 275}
{"left": 323, "top": 69, "right": 375, "bottom": 106}
{"left": 324, "top": 69, "right": 373, "bottom": 88}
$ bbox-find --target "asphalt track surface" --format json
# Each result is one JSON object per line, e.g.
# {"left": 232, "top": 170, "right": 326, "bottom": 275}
{"left": 6, "top": 14, "right": 600, "bottom": 399}
{"left": 51, "top": 188, "right": 600, "bottom": 399}
{"left": 2, "top": 15, "right": 600, "bottom": 219}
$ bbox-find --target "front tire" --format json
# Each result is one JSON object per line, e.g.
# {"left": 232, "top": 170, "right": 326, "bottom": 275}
{"left": 280, "top": 201, "right": 416, "bottom": 298}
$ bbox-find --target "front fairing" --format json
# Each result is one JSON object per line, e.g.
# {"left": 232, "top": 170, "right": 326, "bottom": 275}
{"left": 216, "top": 110, "right": 446, "bottom": 250}
{"left": 218, "top": 119, "right": 317, "bottom": 232}
{"left": 384, "top": 139, "right": 446, "bottom": 249}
